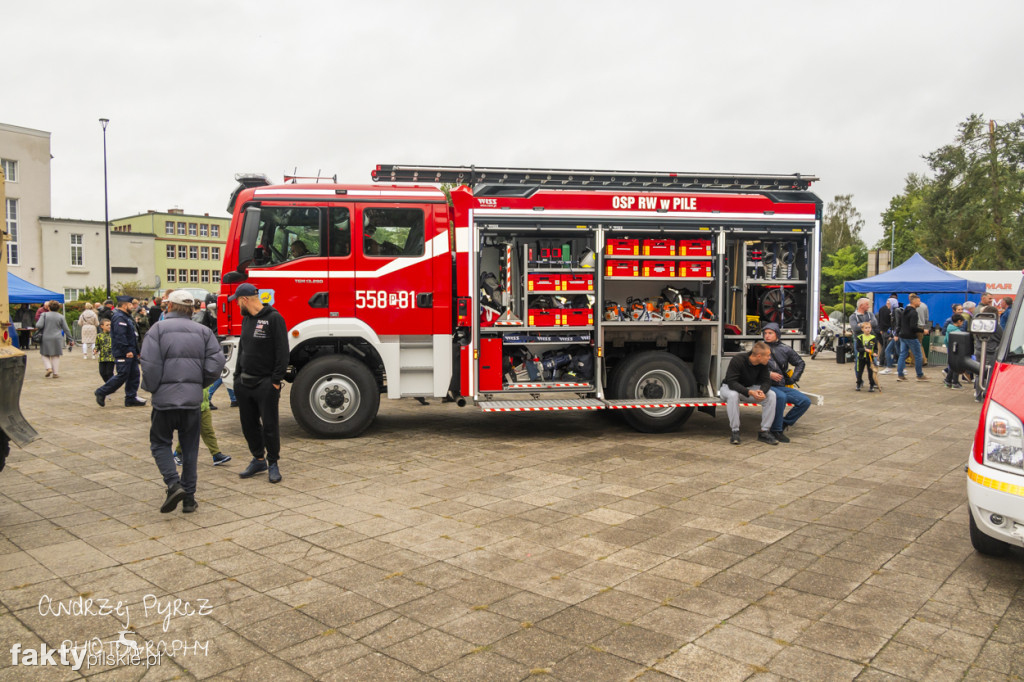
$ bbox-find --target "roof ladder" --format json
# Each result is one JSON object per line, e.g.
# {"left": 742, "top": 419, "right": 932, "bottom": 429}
{"left": 371, "top": 164, "right": 818, "bottom": 192}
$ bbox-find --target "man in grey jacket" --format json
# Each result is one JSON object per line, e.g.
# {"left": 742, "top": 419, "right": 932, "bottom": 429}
{"left": 141, "top": 290, "right": 225, "bottom": 514}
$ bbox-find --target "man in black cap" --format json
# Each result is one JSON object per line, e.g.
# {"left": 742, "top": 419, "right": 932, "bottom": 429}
{"left": 229, "top": 283, "right": 289, "bottom": 483}
{"left": 761, "top": 322, "right": 810, "bottom": 442}
{"left": 95, "top": 295, "right": 147, "bottom": 407}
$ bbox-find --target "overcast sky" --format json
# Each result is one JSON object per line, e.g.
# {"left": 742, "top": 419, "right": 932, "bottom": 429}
{"left": 5, "top": 1, "right": 1023, "bottom": 246}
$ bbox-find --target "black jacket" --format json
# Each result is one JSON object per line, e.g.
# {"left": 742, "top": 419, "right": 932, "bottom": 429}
{"left": 765, "top": 340, "right": 805, "bottom": 386}
{"left": 723, "top": 352, "right": 771, "bottom": 397}
{"left": 899, "top": 305, "right": 919, "bottom": 339}
{"left": 235, "top": 304, "right": 289, "bottom": 384}
{"left": 877, "top": 305, "right": 891, "bottom": 335}
{"left": 110, "top": 308, "right": 140, "bottom": 359}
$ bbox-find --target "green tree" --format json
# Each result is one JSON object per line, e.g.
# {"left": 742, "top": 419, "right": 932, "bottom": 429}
{"left": 820, "top": 245, "right": 867, "bottom": 306}
{"left": 821, "top": 194, "right": 866, "bottom": 256}
{"left": 877, "top": 114, "right": 1024, "bottom": 269}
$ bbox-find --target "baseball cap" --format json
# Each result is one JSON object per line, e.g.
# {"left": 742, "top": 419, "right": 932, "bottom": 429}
{"left": 228, "top": 283, "right": 259, "bottom": 301}
{"left": 168, "top": 290, "right": 194, "bottom": 306}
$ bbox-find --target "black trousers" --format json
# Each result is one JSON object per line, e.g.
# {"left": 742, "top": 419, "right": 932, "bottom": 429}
{"left": 855, "top": 350, "right": 877, "bottom": 387}
{"left": 150, "top": 408, "right": 201, "bottom": 494}
{"left": 235, "top": 378, "right": 281, "bottom": 463}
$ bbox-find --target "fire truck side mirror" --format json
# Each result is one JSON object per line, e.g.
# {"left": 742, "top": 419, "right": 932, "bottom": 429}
{"left": 236, "top": 206, "right": 262, "bottom": 272}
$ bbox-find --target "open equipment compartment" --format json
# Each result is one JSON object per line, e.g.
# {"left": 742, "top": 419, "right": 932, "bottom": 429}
{"left": 476, "top": 224, "right": 599, "bottom": 395}
{"left": 722, "top": 230, "right": 815, "bottom": 352}
{"left": 600, "top": 226, "right": 721, "bottom": 399}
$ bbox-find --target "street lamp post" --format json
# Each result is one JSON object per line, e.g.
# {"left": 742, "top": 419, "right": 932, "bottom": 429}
{"left": 99, "top": 118, "right": 111, "bottom": 298}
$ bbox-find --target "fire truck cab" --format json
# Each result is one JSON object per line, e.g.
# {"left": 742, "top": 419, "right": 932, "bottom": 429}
{"left": 218, "top": 165, "right": 822, "bottom": 438}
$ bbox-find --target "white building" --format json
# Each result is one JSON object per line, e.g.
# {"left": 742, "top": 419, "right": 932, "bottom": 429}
{"left": 38, "top": 218, "right": 156, "bottom": 301}
{"left": 1, "top": 122, "right": 52, "bottom": 286}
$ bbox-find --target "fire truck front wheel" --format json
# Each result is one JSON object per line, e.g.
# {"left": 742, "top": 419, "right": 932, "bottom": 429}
{"left": 290, "top": 355, "right": 380, "bottom": 438}
{"left": 610, "top": 351, "right": 696, "bottom": 433}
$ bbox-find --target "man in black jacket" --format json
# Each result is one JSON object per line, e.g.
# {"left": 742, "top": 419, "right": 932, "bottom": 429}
{"left": 720, "top": 342, "right": 777, "bottom": 446}
{"left": 230, "top": 283, "right": 289, "bottom": 483}
{"left": 897, "top": 294, "right": 927, "bottom": 381}
{"left": 761, "top": 323, "right": 810, "bottom": 443}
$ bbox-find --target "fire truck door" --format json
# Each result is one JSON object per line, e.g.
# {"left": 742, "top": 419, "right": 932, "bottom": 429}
{"left": 243, "top": 203, "right": 333, "bottom": 331}
{"left": 327, "top": 205, "right": 355, "bottom": 322}
{"left": 354, "top": 205, "right": 433, "bottom": 335}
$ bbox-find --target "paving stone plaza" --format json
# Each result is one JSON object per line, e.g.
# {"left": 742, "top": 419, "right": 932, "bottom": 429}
{"left": 1, "top": 351, "right": 1022, "bottom": 680}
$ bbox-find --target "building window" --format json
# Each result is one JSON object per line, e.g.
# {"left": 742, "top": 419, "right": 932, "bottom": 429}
{"left": 166, "top": 269, "right": 177, "bottom": 283}
{"left": 189, "top": 222, "right": 197, "bottom": 236}
{"left": 201, "top": 270, "right": 210, "bottom": 283}
{"left": 211, "top": 224, "right": 220, "bottom": 238}
{"left": 165, "top": 220, "right": 175, "bottom": 235}
{"left": 5, "top": 198, "right": 17, "bottom": 266}
{"left": 63, "top": 288, "right": 85, "bottom": 301}
{"left": 189, "top": 245, "right": 198, "bottom": 259}
{"left": 166, "top": 244, "right": 176, "bottom": 259}
{"left": 200, "top": 223, "right": 208, "bottom": 237}
{"left": 177, "top": 222, "right": 186, "bottom": 235}
{"left": 200, "top": 246, "right": 209, "bottom": 259}
{"left": 2, "top": 159, "right": 17, "bottom": 182}
{"left": 212, "top": 270, "right": 220, "bottom": 283}
{"left": 70, "top": 234, "right": 84, "bottom": 266}
{"left": 211, "top": 246, "right": 220, "bottom": 261}
{"left": 189, "top": 269, "right": 199, "bottom": 283}
{"left": 178, "top": 245, "right": 187, "bottom": 259}
{"left": 113, "top": 224, "right": 131, "bottom": 233}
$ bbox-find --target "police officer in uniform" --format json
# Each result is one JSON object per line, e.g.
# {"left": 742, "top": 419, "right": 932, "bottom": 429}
{"left": 95, "top": 295, "right": 147, "bottom": 407}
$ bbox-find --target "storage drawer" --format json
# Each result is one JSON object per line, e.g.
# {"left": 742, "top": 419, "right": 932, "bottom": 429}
{"left": 561, "top": 273, "right": 594, "bottom": 291}
{"left": 559, "top": 309, "right": 594, "bottom": 327}
{"left": 680, "top": 260, "right": 713, "bottom": 278}
{"left": 642, "top": 261, "right": 676, "bottom": 277}
{"left": 479, "top": 338, "right": 503, "bottom": 391}
{"left": 528, "top": 274, "right": 561, "bottom": 291}
{"left": 643, "top": 239, "right": 676, "bottom": 256}
{"left": 606, "top": 238, "right": 639, "bottom": 256}
{"left": 528, "top": 309, "right": 559, "bottom": 327}
{"left": 606, "top": 260, "right": 639, "bottom": 277}
{"left": 680, "top": 239, "right": 712, "bottom": 256}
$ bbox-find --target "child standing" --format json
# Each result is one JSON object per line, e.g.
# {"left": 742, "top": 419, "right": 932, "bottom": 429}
{"left": 96, "top": 319, "right": 115, "bottom": 382}
{"left": 855, "top": 321, "right": 880, "bottom": 392}
{"left": 174, "top": 385, "right": 231, "bottom": 466}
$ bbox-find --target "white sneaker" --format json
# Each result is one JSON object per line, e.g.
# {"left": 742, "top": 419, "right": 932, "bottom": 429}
{"left": 880, "top": 369, "right": 893, "bottom": 375}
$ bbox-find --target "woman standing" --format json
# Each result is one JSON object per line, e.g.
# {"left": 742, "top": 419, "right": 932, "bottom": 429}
{"left": 38, "top": 301, "right": 71, "bottom": 378}
{"left": 79, "top": 302, "right": 99, "bottom": 358}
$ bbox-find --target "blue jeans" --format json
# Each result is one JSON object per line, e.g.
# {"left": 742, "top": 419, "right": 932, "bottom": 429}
{"left": 898, "top": 338, "right": 923, "bottom": 378}
{"left": 884, "top": 336, "right": 899, "bottom": 368}
{"left": 769, "top": 386, "right": 812, "bottom": 432}
{"left": 208, "top": 376, "right": 236, "bottom": 403}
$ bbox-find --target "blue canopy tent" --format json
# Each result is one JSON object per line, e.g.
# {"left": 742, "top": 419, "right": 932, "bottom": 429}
{"left": 844, "top": 252, "right": 987, "bottom": 330}
{"left": 7, "top": 272, "right": 64, "bottom": 304}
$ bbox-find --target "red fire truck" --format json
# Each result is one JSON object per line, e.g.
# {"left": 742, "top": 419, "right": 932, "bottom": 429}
{"left": 217, "top": 165, "right": 822, "bottom": 438}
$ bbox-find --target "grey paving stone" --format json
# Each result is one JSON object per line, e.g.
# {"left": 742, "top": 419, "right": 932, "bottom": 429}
{"left": 3, "top": 348, "right": 1022, "bottom": 679}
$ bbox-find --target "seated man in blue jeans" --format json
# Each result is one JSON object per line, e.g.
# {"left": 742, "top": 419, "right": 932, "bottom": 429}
{"left": 761, "top": 322, "right": 812, "bottom": 443}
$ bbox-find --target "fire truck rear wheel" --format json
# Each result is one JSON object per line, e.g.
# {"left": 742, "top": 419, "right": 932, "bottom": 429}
{"left": 610, "top": 351, "right": 696, "bottom": 433}
{"left": 290, "top": 355, "right": 380, "bottom": 438}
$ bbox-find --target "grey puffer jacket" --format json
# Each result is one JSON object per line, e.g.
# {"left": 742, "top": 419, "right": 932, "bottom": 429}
{"left": 141, "top": 311, "right": 225, "bottom": 410}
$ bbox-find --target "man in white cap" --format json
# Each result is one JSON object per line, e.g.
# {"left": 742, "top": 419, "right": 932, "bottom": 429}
{"left": 141, "top": 290, "right": 225, "bottom": 513}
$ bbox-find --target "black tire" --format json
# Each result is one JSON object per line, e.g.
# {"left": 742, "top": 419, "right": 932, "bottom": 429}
{"left": 969, "top": 508, "right": 1010, "bottom": 556}
{"left": 609, "top": 351, "right": 697, "bottom": 433}
{"left": 290, "top": 355, "right": 380, "bottom": 438}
